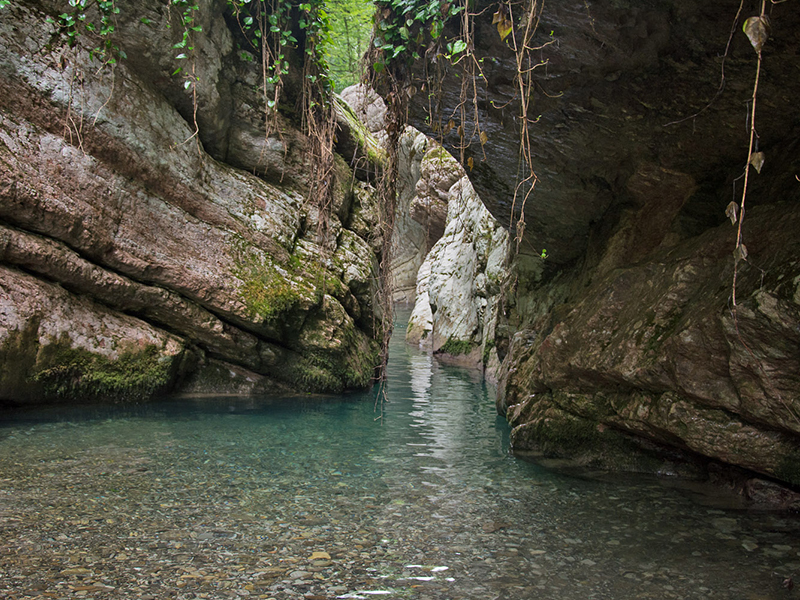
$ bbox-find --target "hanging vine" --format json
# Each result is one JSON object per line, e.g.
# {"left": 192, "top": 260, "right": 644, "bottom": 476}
{"left": 723, "top": 0, "right": 800, "bottom": 426}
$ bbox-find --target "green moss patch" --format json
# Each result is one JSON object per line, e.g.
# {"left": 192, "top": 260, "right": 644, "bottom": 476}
{"left": 482, "top": 339, "right": 496, "bottom": 365}
{"left": 285, "top": 298, "right": 381, "bottom": 393}
{"left": 238, "top": 267, "right": 302, "bottom": 320}
{"left": 233, "top": 239, "right": 308, "bottom": 321}
{"left": 438, "top": 337, "right": 474, "bottom": 356}
{"left": 32, "top": 343, "right": 175, "bottom": 402}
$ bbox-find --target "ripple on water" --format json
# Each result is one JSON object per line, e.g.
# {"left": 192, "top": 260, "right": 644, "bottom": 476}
{"left": 0, "top": 312, "right": 799, "bottom": 599}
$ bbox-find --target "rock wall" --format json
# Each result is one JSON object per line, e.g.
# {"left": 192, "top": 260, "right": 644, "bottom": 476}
{"left": 0, "top": 0, "right": 383, "bottom": 404}
{"left": 406, "top": 153, "right": 509, "bottom": 376}
{"left": 339, "top": 85, "right": 442, "bottom": 305}
{"left": 338, "top": 86, "right": 510, "bottom": 375}
{"left": 404, "top": 0, "right": 800, "bottom": 488}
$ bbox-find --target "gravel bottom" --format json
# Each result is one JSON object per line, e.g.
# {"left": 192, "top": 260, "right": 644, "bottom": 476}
{"left": 1, "top": 421, "right": 799, "bottom": 600}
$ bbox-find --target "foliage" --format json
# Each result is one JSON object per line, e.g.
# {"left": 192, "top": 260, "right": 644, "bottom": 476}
{"left": 43, "top": 0, "right": 126, "bottom": 66}
{"left": 370, "top": 0, "right": 464, "bottom": 75}
{"left": 169, "top": 0, "right": 202, "bottom": 83}
{"left": 324, "top": 0, "right": 373, "bottom": 91}
{"left": 227, "top": 0, "right": 332, "bottom": 120}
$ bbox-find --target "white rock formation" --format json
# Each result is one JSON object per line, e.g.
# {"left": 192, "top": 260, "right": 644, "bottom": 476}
{"left": 406, "top": 168, "right": 509, "bottom": 376}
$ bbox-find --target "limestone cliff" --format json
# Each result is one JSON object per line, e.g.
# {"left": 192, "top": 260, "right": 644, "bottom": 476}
{"left": 0, "top": 0, "right": 382, "bottom": 403}
{"left": 405, "top": 149, "right": 509, "bottom": 376}
{"left": 403, "top": 0, "right": 800, "bottom": 488}
{"left": 339, "top": 85, "right": 509, "bottom": 375}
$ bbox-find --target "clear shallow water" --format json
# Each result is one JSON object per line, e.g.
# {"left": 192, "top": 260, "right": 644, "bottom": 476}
{"left": 1, "top": 314, "right": 799, "bottom": 599}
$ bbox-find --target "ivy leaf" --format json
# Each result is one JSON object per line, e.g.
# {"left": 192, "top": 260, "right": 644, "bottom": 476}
{"left": 725, "top": 201, "right": 738, "bottom": 225}
{"left": 733, "top": 243, "right": 748, "bottom": 263}
{"left": 479, "top": 131, "right": 488, "bottom": 145}
{"left": 183, "top": 79, "right": 192, "bottom": 89}
{"left": 492, "top": 6, "right": 513, "bottom": 41}
{"left": 749, "top": 151, "right": 765, "bottom": 174}
{"left": 467, "top": 156, "right": 474, "bottom": 171}
{"left": 743, "top": 16, "right": 769, "bottom": 53}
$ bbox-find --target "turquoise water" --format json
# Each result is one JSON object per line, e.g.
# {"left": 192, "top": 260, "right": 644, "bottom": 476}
{"left": 1, "top": 313, "right": 799, "bottom": 599}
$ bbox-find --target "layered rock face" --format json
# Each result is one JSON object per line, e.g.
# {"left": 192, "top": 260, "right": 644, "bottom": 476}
{"left": 405, "top": 0, "right": 800, "bottom": 486}
{"left": 0, "top": 0, "right": 382, "bottom": 404}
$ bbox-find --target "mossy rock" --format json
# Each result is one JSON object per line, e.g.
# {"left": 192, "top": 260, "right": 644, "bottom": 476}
{"left": 22, "top": 339, "right": 183, "bottom": 403}
{"left": 279, "top": 295, "right": 381, "bottom": 393}
{"left": 776, "top": 449, "right": 800, "bottom": 487}
{"left": 232, "top": 238, "right": 316, "bottom": 323}
{"left": 438, "top": 337, "right": 475, "bottom": 356}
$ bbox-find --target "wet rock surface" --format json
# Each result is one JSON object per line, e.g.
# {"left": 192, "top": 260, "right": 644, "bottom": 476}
{"left": 498, "top": 202, "right": 800, "bottom": 486}
{"left": 406, "top": 170, "right": 509, "bottom": 377}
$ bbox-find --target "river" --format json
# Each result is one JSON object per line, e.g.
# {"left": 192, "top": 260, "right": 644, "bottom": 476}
{"left": 1, "top": 312, "right": 798, "bottom": 599}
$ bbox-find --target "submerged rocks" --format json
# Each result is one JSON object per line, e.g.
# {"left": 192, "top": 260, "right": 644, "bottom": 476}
{"left": 0, "top": 1, "right": 382, "bottom": 403}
